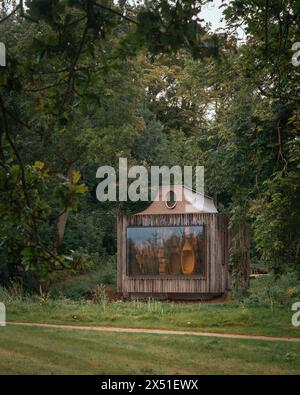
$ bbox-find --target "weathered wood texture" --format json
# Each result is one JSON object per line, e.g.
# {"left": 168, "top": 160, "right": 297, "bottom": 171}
{"left": 117, "top": 213, "right": 231, "bottom": 298}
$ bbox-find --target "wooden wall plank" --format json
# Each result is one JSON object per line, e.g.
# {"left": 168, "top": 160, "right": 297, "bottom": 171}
{"left": 120, "top": 213, "right": 230, "bottom": 296}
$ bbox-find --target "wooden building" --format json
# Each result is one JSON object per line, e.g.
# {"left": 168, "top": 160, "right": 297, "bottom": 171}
{"left": 117, "top": 185, "right": 247, "bottom": 300}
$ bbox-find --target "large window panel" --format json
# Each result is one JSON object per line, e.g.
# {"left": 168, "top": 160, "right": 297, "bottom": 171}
{"left": 127, "top": 225, "right": 205, "bottom": 276}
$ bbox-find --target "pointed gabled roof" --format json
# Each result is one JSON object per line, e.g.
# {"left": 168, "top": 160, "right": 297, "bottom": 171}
{"left": 137, "top": 185, "right": 218, "bottom": 215}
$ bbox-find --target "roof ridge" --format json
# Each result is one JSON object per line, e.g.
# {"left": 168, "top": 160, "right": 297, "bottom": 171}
{"left": 161, "top": 184, "right": 214, "bottom": 201}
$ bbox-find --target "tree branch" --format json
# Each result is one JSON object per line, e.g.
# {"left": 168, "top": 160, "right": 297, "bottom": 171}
{"left": 62, "top": 23, "right": 89, "bottom": 105}
{"left": 90, "top": 0, "right": 138, "bottom": 25}
{"left": 0, "top": 4, "right": 20, "bottom": 24}
{"left": 0, "top": 96, "right": 31, "bottom": 208}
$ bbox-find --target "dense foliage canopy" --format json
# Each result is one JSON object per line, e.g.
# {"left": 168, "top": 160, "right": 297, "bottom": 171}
{"left": 0, "top": 0, "right": 299, "bottom": 290}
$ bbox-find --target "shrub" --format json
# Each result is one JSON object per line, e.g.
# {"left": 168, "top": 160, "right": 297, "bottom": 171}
{"left": 241, "top": 271, "right": 300, "bottom": 308}
{"left": 49, "top": 257, "right": 116, "bottom": 300}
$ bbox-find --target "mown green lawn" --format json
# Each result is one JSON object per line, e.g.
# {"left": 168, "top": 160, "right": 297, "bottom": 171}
{"left": 0, "top": 325, "right": 300, "bottom": 374}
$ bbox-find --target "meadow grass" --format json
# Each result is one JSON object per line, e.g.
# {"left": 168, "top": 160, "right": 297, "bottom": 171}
{"left": 1, "top": 274, "right": 300, "bottom": 338}
{"left": 3, "top": 295, "right": 300, "bottom": 338}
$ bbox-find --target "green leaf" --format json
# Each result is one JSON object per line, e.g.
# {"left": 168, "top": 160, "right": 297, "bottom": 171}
{"left": 34, "top": 161, "right": 45, "bottom": 170}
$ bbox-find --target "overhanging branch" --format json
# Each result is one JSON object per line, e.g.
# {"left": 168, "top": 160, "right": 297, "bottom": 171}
{"left": 90, "top": 0, "right": 138, "bottom": 25}
{"left": 0, "top": 4, "right": 21, "bottom": 24}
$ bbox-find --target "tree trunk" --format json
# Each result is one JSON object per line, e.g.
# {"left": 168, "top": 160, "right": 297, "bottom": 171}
{"left": 228, "top": 223, "right": 251, "bottom": 288}
{"left": 56, "top": 163, "right": 75, "bottom": 246}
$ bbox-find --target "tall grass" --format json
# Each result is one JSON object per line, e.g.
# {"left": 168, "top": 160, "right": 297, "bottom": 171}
{"left": 49, "top": 261, "right": 117, "bottom": 299}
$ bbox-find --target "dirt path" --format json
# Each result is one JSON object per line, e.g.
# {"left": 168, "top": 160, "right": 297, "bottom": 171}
{"left": 8, "top": 321, "right": 300, "bottom": 343}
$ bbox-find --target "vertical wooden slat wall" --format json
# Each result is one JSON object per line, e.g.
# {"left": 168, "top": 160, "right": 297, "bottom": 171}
{"left": 117, "top": 213, "right": 230, "bottom": 297}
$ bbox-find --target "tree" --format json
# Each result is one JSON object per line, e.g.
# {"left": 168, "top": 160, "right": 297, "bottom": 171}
{"left": 0, "top": 0, "right": 217, "bottom": 287}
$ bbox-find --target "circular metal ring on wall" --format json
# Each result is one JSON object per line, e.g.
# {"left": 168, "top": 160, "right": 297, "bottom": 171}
{"left": 165, "top": 190, "right": 177, "bottom": 209}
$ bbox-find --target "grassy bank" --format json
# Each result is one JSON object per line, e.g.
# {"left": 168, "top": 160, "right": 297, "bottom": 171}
{"left": 1, "top": 325, "right": 300, "bottom": 374}
{"left": 3, "top": 296, "right": 299, "bottom": 338}
{"left": 1, "top": 273, "right": 300, "bottom": 338}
